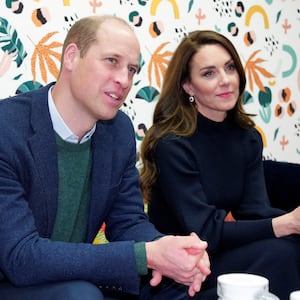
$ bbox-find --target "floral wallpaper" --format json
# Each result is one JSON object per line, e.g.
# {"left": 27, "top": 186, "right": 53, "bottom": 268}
{"left": 0, "top": 0, "right": 299, "bottom": 163}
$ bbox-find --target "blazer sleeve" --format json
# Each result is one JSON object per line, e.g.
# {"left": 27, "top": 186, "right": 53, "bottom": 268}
{"left": 0, "top": 94, "right": 159, "bottom": 295}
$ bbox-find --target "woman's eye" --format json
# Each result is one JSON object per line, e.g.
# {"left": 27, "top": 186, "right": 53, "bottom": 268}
{"left": 203, "top": 70, "right": 214, "bottom": 77}
{"left": 227, "top": 63, "right": 236, "bottom": 71}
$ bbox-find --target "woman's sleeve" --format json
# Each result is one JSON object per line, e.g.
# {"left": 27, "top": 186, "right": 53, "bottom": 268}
{"left": 153, "top": 133, "right": 282, "bottom": 253}
{"left": 232, "top": 128, "right": 284, "bottom": 220}
{"left": 154, "top": 136, "right": 227, "bottom": 253}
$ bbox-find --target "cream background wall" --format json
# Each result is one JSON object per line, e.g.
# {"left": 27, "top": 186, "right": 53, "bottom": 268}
{"left": 0, "top": 0, "right": 299, "bottom": 163}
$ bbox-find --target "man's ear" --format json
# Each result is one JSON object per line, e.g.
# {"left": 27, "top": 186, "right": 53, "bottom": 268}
{"left": 63, "top": 43, "right": 79, "bottom": 70}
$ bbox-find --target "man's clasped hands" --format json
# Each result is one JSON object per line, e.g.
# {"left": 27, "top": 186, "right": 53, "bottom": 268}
{"left": 146, "top": 232, "right": 211, "bottom": 297}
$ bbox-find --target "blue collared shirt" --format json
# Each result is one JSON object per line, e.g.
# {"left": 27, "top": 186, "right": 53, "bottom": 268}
{"left": 48, "top": 88, "right": 96, "bottom": 144}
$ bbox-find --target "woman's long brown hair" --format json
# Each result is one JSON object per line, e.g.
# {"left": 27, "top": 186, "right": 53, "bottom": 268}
{"left": 140, "top": 30, "right": 255, "bottom": 203}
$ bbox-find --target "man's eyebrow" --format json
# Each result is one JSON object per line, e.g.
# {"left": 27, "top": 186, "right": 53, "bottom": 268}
{"left": 131, "top": 63, "right": 139, "bottom": 69}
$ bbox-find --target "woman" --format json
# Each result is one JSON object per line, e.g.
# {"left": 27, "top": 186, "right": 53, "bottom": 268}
{"left": 140, "top": 30, "right": 300, "bottom": 300}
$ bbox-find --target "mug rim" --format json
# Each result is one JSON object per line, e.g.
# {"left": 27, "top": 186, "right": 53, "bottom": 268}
{"left": 217, "top": 273, "right": 269, "bottom": 287}
{"left": 290, "top": 290, "right": 300, "bottom": 299}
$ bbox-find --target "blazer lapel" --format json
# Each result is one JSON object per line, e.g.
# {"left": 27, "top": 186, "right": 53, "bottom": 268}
{"left": 28, "top": 86, "right": 59, "bottom": 236}
{"left": 87, "top": 121, "right": 113, "bottom": 242}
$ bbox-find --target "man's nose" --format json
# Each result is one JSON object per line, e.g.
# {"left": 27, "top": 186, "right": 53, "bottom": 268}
{"left": 115, "top": 68, "right": 130, "bottom": 89}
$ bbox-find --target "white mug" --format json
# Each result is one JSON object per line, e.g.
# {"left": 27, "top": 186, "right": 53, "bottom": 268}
{"left": 290, "top": 291, "right": 300, "bottom": 300}
{"left": 217, "top": 273, "right": 279, "bottom": 300}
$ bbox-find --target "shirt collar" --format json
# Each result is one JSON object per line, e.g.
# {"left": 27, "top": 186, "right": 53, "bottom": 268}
{"left": 48, "top": 87, "right": 96, "bottom": 144}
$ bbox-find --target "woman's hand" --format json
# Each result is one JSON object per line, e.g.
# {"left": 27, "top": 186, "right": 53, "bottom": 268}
{"left": 272, "top": 205, "right": 300, "bottom": 237}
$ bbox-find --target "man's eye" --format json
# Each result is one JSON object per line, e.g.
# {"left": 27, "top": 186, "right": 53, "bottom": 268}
{"left": 108, "top": 57, "right": 116, "bottom": 64}
{"left": 128, "top": 66, "right": 137, "bottom": 74}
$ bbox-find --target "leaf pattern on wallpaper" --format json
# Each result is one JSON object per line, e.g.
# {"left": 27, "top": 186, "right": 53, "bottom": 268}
{"left": 0, "top": 17, "right": 27, "bottom": 67}
{"left": 31, "top": 32, "right": 62, "bottom": 83}
{"left": 244, "top": 50, "right": 274, "bottom": 92}
{"left": 188, "top": 0, "right": 194, "bottom": 12}
{"left": 0, "top": 51, "right": 14, "bottom": 77}
{"left": 136, "top": 86, "right": 160, "bottom": 103}
{"left": 148, "top": 42, "right": 172, "bottom": 88}
{"left": 258, "top": 86, "right": 272, "bottom": 123}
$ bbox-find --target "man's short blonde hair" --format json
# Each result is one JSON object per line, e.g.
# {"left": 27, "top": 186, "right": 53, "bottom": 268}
{"left": 61, "top": 15, "right": 133, "bottom": 60}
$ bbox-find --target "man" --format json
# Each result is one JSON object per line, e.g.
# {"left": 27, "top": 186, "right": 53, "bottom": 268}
{"left": 0, "top": 15, "right": 210, "bottom": 300}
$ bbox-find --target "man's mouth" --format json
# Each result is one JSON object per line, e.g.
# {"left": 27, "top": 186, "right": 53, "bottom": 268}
{"left": 107, "top": 92, "right": 121, "bottom": 101}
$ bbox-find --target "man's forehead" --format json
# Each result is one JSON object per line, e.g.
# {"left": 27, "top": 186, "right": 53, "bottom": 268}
{"left": 96, "top": 23, "right": 140, "bottom": 57}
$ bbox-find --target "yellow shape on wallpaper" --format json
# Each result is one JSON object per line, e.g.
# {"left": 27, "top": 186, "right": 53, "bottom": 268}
{"left": 150, "top": 0, "right": 180, "bottom": 19}
{"left": 245, "top": 5, "right": 269, "bottom": 29}
{"left": 34, "top": 0, "right": 70, "bottom": 4}
{"left": 255, "top": 125, "right": 267, "bottom": 147}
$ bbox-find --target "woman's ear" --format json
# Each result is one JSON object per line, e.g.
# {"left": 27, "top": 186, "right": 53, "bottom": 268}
{"left": 182, "top": 81, "right": 193, "bottom": 96}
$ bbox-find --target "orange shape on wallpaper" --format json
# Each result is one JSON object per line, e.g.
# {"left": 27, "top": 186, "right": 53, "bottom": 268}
{"left": 279, "top": 87, "right": 291, "bottom": 103}
{"left": 30, "top": 31, "right": 62, "bottom": 84}
{"left": 280, "top": 135, "right": 289, "bottom": 151}
{"left": 275, "top": 104, "right": 284, "bottom": 119}
{"left": 148, "top": 42, "right": 172, "bottom": 88}
{"left": 244, "top": 50, "right": 274, "bottom": 92}
{"left": 287, "top": 101, "right": 296, "bottom": 116}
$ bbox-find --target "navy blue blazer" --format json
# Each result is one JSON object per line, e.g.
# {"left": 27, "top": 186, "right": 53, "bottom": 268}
{"left": 0, "top": 83, "right": 161, "bottom": 295}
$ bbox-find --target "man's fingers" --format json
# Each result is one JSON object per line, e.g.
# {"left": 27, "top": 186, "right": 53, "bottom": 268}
{"left": 149, "top": 269, "right": 163, "bottom": 287}
{"left": 188, "top": 273, "right": 203, "bottom": 297}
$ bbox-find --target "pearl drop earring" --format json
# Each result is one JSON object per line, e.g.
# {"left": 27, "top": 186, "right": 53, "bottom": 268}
{"left": 189, "top": 96, "right": 195, "bottom": 103}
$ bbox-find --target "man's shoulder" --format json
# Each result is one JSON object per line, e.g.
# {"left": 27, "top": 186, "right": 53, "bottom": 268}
{"left": 115, "top": 110, "right": 133, "bottom": 125}
{"left": 0, "top": 83, "right": 52, "bottom": 109}
{"left": 0, "top": 84, "right": 52, "bottom": 133}
{"left": 100, "top": 110, "right": 134, "bottom": 131}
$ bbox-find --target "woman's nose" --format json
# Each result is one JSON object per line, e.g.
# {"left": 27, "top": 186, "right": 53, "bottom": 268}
{"left": 219, "top": 71, "right": 230, "bottom": 85}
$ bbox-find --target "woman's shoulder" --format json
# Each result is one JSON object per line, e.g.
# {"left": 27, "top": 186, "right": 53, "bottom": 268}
{"left": 155, "top": 132, "right": 195, "bottom": 158}
{"left": 158, "top": 132, "right": 191, "bottom": 146}
{"left": 245, "top": 126, "right": 263, "bottom": 144}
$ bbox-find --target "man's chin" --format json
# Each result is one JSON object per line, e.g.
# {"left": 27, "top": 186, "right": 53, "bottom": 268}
{"left": 98, "top": 110, "right": 119, "bottom": 121}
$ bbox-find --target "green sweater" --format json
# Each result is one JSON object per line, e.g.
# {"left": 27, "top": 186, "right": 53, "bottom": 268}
{"left": 51, "top": 135, "right": 91, "bottom": 242}
{"left": 51, "top": 134, "right": 147, "bottom": 275}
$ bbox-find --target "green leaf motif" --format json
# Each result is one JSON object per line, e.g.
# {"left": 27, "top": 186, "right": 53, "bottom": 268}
{"left": 16, "top": 80, "right": 43, "bottom": 94}
{"left": 276, "top": 10, "right": 281, "bottom": 23}
{"left": 188, "top": 0, "right": 194, "bottom": 13}
{"left": 242, "top": 90, "right": 254, "bottom": 105}
{"left": 258, "top": 86, "right": 272, "bottom": 107}
{"left": 273, "top": 128, "right": 279, "bottom": 141}
{"left": 259, "top": 105, "right": 271, "bottom": 124}
{"left": 137, "top": 53, "right": 145, "bottom": 74}
{"left": 0, "top": 17, "right": 27, "bottom": 67}
{"left": 13, "top": 73, "right": 22, "bottom": 80}
{"left": 136, "top": 86, "right": 160, "bottom": 103}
